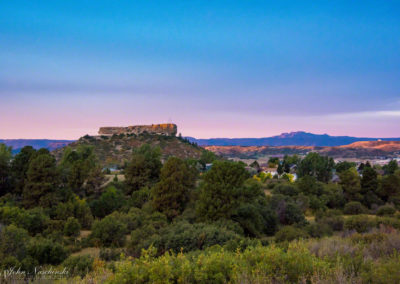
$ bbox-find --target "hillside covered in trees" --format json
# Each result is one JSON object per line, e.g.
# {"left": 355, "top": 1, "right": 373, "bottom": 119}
{"left": 0, "top": 139, "right": 400, "bottom": 283}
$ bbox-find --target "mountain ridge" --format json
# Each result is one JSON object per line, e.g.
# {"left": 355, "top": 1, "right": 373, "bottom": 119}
{"left": 186, "top": 131, "right": 400, "bottom": 147}
{"left": 2, "top": 131, "right": 400, "bottom": 153}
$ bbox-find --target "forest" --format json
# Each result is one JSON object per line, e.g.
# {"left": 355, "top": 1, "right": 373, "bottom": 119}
{"left": 0, "top": 141, "right": 400, "bottom": 283}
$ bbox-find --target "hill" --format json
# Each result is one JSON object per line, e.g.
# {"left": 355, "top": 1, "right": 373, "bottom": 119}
{"left": 187, "top": 131, "right": 400, "bottom": 147}
{"left": 206, "top": 141, "right": 400, "bottom": 159}
{"left": 53, "top": 133, "right": 205, "bottom": 167}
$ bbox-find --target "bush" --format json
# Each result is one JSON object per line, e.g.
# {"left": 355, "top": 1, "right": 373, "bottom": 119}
{"left": 0, "top": 225, "right": 30, "bottom": 261}
{"left": 318, "top": 215, "right": 344, "bottom": 231}
{"left": 158, "top": 221, "right": 244, "bottom": 253}
{"left": 90, "top": 186, "right": 125, "bottom": 218}
{"left": 100, "top": 248, "right": 124, "bottom": 261}
{"left": 64, "top": 217, "right": 81, "bottom": 237}
{"left": 306, "top": 222, "right": 333, "bottom": 238}
{"left": 63, "top": 255, "right": 94, "bottom": 278}
{"left": 90, "top": 214, "right": 127, "bottom": 247}
{"left": 275, "top": 226, "right": 308, "bottom": 242}
{"left": 344, "top": 201, "right": 367, "bottom": 215}
{"left": 377, "top": 205, "right": 396, "bottom": 216}
{"left": 344, "top": 215, "right": 376, "bottom": 233}
{"left": 27, "top": 237, "right": 68, "bottom": 265}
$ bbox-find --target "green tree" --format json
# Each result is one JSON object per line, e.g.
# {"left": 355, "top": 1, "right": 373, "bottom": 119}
{"left": 339, "top": 168, "right": 361, "bottom": 202}
{"left": 11, "top": 146, "right": 37, "bottom": 195}
{"left": 23, "top": 152, "right": 59, "bottom": 208}
{"left": 361, "top": 166, "right": 381, "bottom": 207}
{"left": 196, "top": 161, "right": 250, "bottom": 221}
{"left": 60, "top": 145, "right": 101, "bottom": 195}
{"left": 90, "top": 214, "right": 127, "bottom": 247}
{"left": 297, "top": 153, "right": 334, "bottom": 182}
{"left": 151, "top": 157, "right": 196, "bottom": 219}
{"left": 90, "top": 186, "right": 126, "bottom": 218}
{"left": 378, "top": 174, "right": 400, "bottom": 203}
{"left": 384, "top": 160, "right": 399, "bottom": 175}
{"left": 335, "top": 161, "right": 356, "bottom": 173}
{"left": 125, "top": 144, "right": 162, "bottom": 194}
{"left": 0, "top": 143, "right": 13, "bottom": 196}
{"left": 64, "top": 217, "right": 81, "bottom": 237}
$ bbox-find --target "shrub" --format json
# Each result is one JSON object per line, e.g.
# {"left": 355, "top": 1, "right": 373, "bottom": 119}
{"left": 90, "top": 214, "right": 127, "bottom": 247}
{"left": 90, "top": 186, "right": 125, "bottom": 218}
{"left": 0, "top": 225, "right": 30, "bottom": 261}
{"left": 318, "top": 215, "right": 344, "bottom": 231}
{"left": 159, "top": 221, "right": 243, "bottom": 253}
{"left": 64, "top": 217, "right": 81, "bottom": 237}
{"left": 306, "top": 222, "right": 333, "bottom": 238}
{"left": 275, "top": 226, "right": 308, "bottom": 242}
{"left": 100, "top": 248, "right": 124, "bottom": 261}
{"left": 344, "top": 201, "right": 367, "bottom": 215}
{"left": 27, "top": 237, "right": 68, "bottom": 265}
{"left": 377, "top": 205, "right": 396, "bottom": 216}
{"left": 63, "top": 255, "right": 94, "bottom": 278}
{"left": 344, "top": 215, "right": 376, "bottom": 233}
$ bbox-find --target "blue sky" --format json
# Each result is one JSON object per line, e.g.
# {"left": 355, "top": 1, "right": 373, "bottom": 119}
{"left": 1, "top": 1, "right": 400, "bottom": 139}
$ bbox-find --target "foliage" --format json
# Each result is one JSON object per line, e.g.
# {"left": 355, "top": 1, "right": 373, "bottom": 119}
{"left": 90, "top": 214, "right": 128, "bottom": 247}
{"left": 63, "top": 255, "right": 94, "bottom": 277}
{"left": 90, "top": 185, "right": 126, "bottom": 218}
{"left": 151, "top": 157, "right": 196, "bottom": 219}
{"left": 23, "top": 151, "right": 59, "bottom": 208}
{"left": 297, "top": 152, "right": 334, "bottom": 182}
{"left": 376, "top": 204, "right": 396, "bottom": 216}
{"left": 196, "top": 160, "right": 250, "bottom": 221}
{"left": 0, "top": 143, "right": 13, "bottom": 196}
{"left": 64, "top": 217, "right": 81, "bottom": 237}
{"left": 125, "top": 144, "right": 162, "bottom": 194}
{"left": 344, "top": 201, "right": 367, "bottom": 215}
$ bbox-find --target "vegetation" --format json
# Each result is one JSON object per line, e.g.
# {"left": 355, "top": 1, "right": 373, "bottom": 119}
{"left": 0, "top": 141, "right": 400, "bottom": 282}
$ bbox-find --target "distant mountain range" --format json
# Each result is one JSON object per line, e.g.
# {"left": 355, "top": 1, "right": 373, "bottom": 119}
{"left": 186, "top": 131, "right": 400, "bottom": 147}
{"left": 2, "top": 131, "right": 400, "bottom": 154}
{"left": 0, "top": 139, "right": 74, "bottom": 154}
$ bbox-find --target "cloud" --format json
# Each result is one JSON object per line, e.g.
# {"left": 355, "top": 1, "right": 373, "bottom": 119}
{"left": 324, "top": 110, "right": 400, "bottom": 120}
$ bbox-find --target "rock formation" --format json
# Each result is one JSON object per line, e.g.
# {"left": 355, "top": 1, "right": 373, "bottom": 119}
{"left": 98, "top": 123, "right": 177, "bottom": 136}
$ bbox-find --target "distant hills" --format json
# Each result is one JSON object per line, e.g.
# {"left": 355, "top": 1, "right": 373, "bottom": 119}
{"left": 2, "top": 131, "right": 400, "bottom": 154}
{"left": 186, "top": 131, "right": 400, "bottom": 147}
{"left": 0, "top": 139, "right": 74, "bottom": 154}
{"left": 206, "top": 141, "right": 400, "bottom": 159}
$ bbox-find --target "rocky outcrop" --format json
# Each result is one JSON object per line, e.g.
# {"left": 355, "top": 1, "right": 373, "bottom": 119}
{"left": 98, "top": 123, "right": 177, "bottom": 136}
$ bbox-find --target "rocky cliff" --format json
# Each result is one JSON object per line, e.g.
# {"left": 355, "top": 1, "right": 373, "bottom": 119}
{"left": 99, "top": 123, "right": 177, "bottom": 136}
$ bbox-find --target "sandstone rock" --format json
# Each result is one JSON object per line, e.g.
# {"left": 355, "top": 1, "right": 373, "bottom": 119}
{"left": 98, "top": 123, "right": 177, "bottom": 136}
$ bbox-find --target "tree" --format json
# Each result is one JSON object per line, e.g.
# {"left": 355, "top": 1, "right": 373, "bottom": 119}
{"left": 335, "top": 161, "right": 356, "bottom": 173}
{"left": 0, "top": 143, "right": 13, "bottom": 196}
{"left": 297, "top": 153, "right": 334, "bottom": 182}
{"left": 60, "top": 145, "right": 100, "bottom": 195}
{"left": 361, "top": 166, "right": 380, "bottom": 207}
{"left": 90, "top": 214, "right": 127, "bottom": 247}
{"left": 90, "top": 186, "right": 126, "bottom": 218}
{"left": 196, "top": 161, "right": 250, "bottom": 221}
{"left": 383, "top": 160, "right": 399, "bottom": 175}
{"left": 378, "top": 174, "right": 400, "bottom": 203}
{"left": 151, "top": 157, "right": 196, "bottom": 219}
{"left": 64, "top": 217, "right": 81, "bottom": 237}
{"left": 23, "top": 152, "right": 59, "bottom": 208}
{"left": 11, "top": 146, "right": 37, "bottom": 195}
{"left": 339, "top": 168, "right": 361, "bottom": 202}
{"left": 125, "top": 144, "right": 162, "bottom": 194}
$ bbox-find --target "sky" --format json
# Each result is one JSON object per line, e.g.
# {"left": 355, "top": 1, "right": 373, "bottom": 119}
{"left": 1, "top": 0, "right": 400, "bottom": 139}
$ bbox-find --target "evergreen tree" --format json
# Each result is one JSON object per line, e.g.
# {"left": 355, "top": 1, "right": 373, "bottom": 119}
{"left": 11, "top": 146, "right": 36, "bottom": 195}
{"left": 125, "top": 144, "right": 162, "bottom": 194}
{"left": 196, "top": 160, "right": 250, "bottom": 221}
{"left": 23, "top": 152, "right": 59, "bottom": 208}
{"left": 151, "top": 157, "right": 196, "bottom": 219}
{"left": 0, "top": 144, "right": 13, "bottom": 196}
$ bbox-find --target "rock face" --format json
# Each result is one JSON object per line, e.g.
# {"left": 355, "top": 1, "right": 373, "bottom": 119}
{"left": 98, "top": 123, "right": 177, "bottom": 136}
